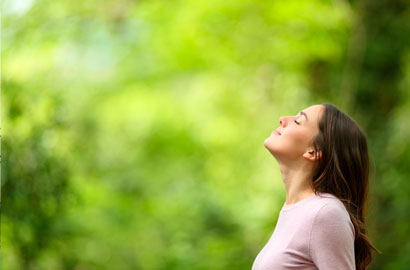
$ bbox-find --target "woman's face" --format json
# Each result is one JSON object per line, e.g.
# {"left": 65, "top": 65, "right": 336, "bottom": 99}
{"left": 264, "top": 105, "right": 324, "bottom": 161}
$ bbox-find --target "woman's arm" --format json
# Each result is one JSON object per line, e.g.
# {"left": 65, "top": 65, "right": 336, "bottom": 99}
{"left": 309, "top": 202, "right": 356, "bottom": 270}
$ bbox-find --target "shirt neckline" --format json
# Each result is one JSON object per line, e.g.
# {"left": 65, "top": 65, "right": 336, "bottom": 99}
{"left": 280, "top": 193, "right": 318, "bottom": 212}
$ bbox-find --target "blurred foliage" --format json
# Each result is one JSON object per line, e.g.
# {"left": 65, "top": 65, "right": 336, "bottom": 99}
{"left": 1, "top": 0, "right": 409, "bottom": 269}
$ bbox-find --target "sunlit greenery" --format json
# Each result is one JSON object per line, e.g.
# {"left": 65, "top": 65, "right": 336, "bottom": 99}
{"left": 2, "top": 0, "right": 409, "bottom": 269}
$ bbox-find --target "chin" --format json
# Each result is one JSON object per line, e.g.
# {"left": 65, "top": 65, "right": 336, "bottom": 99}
{"left": 264, "top": 137, "right": 277, "bottom": 154}
{"left": 264, "top": 137, "right": 290, "bottom": 161}
{"left": 264, "top": 136, "right": 272, "bottom": 148}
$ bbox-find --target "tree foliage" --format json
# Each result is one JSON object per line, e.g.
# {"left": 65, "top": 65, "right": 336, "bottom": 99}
{"left": 1, "top": 0, "right": 409, "bottom": 269}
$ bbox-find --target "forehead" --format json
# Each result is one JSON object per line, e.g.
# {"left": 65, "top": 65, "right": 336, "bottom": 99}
{"left": 302, "top": 105, "right": 324, "bottom": 123}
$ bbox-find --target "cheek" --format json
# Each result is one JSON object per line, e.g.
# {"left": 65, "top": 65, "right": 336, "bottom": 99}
{"left": 287, "top": 129, "right": 312, "bottom": 146}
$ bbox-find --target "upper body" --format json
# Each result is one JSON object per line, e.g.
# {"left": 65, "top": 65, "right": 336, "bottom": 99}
{"left": 260, "top": 104, "right": 377, "bottom": 269}
{"left": 252, "top": 192, "right": 355, "bottom": 270}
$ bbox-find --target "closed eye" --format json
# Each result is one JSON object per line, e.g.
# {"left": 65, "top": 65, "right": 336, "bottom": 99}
{"left": 294, "top": 120, "right": 300, "bottom": 125}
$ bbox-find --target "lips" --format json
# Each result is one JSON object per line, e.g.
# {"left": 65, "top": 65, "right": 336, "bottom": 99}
{"left": 274, "top": 129, "right": 281, "bottom": 136}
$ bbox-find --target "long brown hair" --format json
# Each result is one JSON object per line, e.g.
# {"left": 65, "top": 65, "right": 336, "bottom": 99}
{"left": 311, "top": 103, "right": 381, "bottom": 270}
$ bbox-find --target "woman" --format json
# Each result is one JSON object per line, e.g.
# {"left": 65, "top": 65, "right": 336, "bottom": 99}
{"left": 252, "top": 104, "right": 380, "bottom": 270}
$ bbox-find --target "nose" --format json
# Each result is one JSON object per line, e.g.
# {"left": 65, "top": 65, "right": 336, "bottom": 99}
{"left": 279, "top": 117, "right": 286, "bottom": 127}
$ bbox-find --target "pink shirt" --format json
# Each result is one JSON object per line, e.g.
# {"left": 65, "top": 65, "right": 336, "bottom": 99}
{"left": 252, "top": 192, "right": 355, "bottom": 270}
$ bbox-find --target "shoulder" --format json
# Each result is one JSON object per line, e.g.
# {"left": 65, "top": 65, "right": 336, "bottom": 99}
{"left": 316, "top": 196, "right": 348, "bottom": 218}
{"left": 304, "top": 192, "right": 349, "bottom": 217}
{"left": 311, "top": 193, "right": 355, "bottom": 237}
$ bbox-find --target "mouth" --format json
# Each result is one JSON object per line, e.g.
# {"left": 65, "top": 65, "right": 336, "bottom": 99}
{"left": 274, "top": 129, "right": 281, "bottom": 136}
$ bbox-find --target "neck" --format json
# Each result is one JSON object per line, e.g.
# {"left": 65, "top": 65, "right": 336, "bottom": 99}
{"left": 278, "top": 160, "right": 315, "bottom": 205}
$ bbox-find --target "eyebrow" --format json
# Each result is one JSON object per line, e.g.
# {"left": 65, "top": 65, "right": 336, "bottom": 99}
{"left": 299, "top": 111, "right": 308, "bottom": 121}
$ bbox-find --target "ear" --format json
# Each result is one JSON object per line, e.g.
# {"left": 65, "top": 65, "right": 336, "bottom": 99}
{"left": 303, "top": 149, "right": 322, "bottom": 162}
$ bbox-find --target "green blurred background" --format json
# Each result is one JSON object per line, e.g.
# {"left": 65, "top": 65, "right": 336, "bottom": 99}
{"left": 1, "top": 0, "right": 409, "bottom": 269}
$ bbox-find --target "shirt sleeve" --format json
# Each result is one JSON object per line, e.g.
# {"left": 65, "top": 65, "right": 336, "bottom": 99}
{"left": 309, "top": 202, "right": 356, "bottom": 270}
